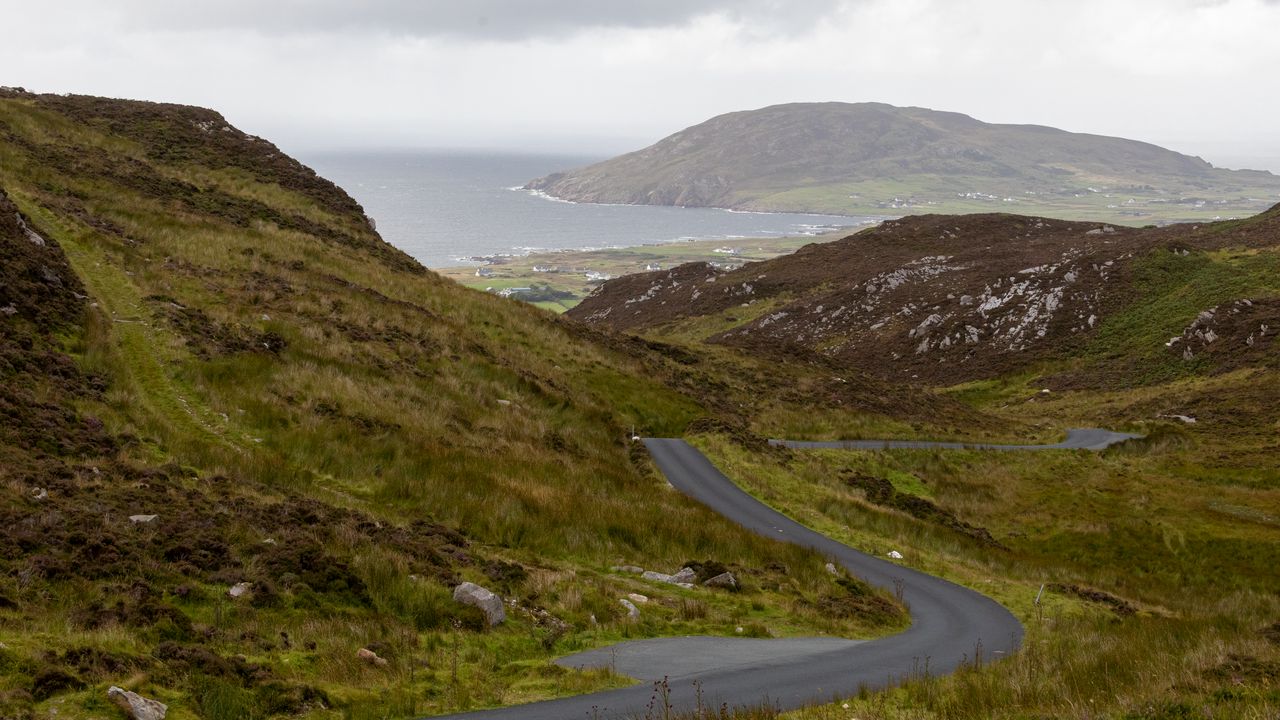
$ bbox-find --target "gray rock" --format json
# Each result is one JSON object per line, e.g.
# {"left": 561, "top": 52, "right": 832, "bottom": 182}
{"left": 641, "top": 570, "right": 674, "bottom": 583}
{"left": 626, "top": 593, "right": 649, "bottom": 603}
{"left": 227, "top": 582, "right": 252, "bottom": 599}
{"left": 129, "top": 514, "right": 159, "bottom": 524}
{"left": 453, "top": 581, "right": 506, "bottom": 626}
{"left": 107, "top": 686, "right": 167, "bottom": 720}
{"left": 619, "top": 598, "right": 640, "bottom": 621}
{"left": 30, "top": 487, "right": 47, "bottom": 501}
{"left": 704, "top": 572, "right": 738, "bottom": 590}
{"left": 16, "top": 214, "right": 45, "bottom": 247}
{"left": 825, "top": 562, "right": 838, "bottom": 575}
{"left": 611, "top": 565, "right": 645, "bottom": 574}
{"left": 671, "top": 567, "right": 698, "bottom": 584}
{"left": 0, "top": 304, "right": 16, "bottom": 317}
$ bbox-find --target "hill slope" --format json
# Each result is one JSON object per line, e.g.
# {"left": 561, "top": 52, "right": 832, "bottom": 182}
{"left": 5, "top": 88, "right": 1278, "bottom": 720}
{"left": 570, "top": 207, "right": 1280, "bottom": 387}
{"left": 526, "top": 102, "right": 1280, "bottom": 224}
{"left": 0, "top": 89, "right": 939, "bottom": 718}
{"left": 571, "top": 204, "right": 1280, "bottom": 719}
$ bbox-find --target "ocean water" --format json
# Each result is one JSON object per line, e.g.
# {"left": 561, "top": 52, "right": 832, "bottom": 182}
{"left": 302, "top": 151, "right": 877, "bottom": 268}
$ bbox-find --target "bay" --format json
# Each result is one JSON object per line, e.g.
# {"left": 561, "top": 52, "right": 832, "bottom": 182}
{"left": 302, "top": 151, "right": 876, "bottom": 268}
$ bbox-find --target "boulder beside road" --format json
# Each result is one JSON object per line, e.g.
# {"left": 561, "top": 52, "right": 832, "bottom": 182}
{"left": 453, "top": 581, "right": 506, "bottom": 626}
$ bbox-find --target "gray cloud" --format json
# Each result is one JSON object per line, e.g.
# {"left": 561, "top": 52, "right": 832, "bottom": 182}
{"left": 108, "top": 0, "right": 848, "bottom": 39}
{"left": 2, "top": 0, "right": 1277, "bottom": 170}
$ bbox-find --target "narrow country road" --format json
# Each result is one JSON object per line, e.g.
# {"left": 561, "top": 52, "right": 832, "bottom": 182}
{"left": 771, "top": 427, "right": 1139, "bottom": 451}
{"left": 433, "top": 429, "right": 1134, "bottom": 719}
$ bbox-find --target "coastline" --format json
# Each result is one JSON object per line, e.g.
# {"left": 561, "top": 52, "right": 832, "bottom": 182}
{"left": 436, "top": 226, "right": 866, "bottom": 312}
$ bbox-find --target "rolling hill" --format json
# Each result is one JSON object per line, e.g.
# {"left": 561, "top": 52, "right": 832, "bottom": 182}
{"left": 570, "top": 207, "right": 1280, "bottom": 387}
{"left": 2, "top": 87, "right": 1278, "bottom": 720}
{"left": 526, "top": 102, "right": 1280, "bottom": 224}
{"left": 0, "top": 88, "right": 943, "bottom": 718}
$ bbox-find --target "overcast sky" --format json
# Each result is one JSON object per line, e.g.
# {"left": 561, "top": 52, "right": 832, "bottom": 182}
{"left": 3, "top": 0, "right": 1279, "bottom": 170}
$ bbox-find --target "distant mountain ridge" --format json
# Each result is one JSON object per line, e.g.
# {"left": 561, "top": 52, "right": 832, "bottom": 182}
{"left": 527, "top": 102, "right": 1280, "bottom": 223}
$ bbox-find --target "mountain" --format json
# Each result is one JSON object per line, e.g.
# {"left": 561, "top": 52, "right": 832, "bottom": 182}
{"left": 570, "top": 207, "right": 1280, "bottom": 387}
{"left": 527, "top": 102, "right": 1280, "bottom": 224}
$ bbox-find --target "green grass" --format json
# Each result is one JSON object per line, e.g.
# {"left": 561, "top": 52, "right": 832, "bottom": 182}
{"left": 683, "top": 358, "right": 1280, "bottom": 718}
{"left": 5, "top": 90, "right": 1278, "bottom": 720}
{"left": 438, "top": 234, "right": 844, "bottom": 312}
{"left": 0, "top": 93, "right": 919, "bottom": 720}
{"left": 741, "top": 174, "right": 1280, "bottom": 226}
{"left": 1079, "top": 246, "right": 1280, "bottom": 384}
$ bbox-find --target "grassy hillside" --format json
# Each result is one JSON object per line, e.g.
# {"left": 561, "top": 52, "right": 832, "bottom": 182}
{"left": 526, "top": 102, "right": 1280, "bottom": 225}
{"left": 569, "top": 204, "right": 1280, "bottom": 718}
{"left": 571, "top": 208, "right": 1280, "bottom": 392}
{"left": 0, "top": 90, "right": 931, "bottom": 719}
{"left": 4, "top": 86, "right": 1277, "bottom": 720}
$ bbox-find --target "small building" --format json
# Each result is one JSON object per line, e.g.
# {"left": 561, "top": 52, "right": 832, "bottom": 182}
{"left": 644, "top": 263, "right": 662, "bottom": 272}
{"left": 475, "top": 267, "right": 494, "bottom": 278}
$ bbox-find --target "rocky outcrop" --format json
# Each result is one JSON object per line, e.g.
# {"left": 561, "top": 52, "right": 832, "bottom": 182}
{"left": 1167, "top": 299, "right": 1277, "bottom": 369}
{"left": 571, "top": 208, "right": 1280, "bottom": 386}
{"left": 453, "top": 582, "right": 506, "bottom": 626}
{"left": 107, "top": 687, "right": 167, "bottom": 720}
{"left": 571, "top": 213, "right": 1141, "bottom": 384}
{"left": 704, "top": 572, "right": 738, "bottom": 590}
{"left": 619, "top": 598, "right": 640, "bottom": 621}
{"left": 641, "top": 568, "right": 696, "bottom": 589}
{"left": 670, "top": 567, "right": 697, "bottom": 584}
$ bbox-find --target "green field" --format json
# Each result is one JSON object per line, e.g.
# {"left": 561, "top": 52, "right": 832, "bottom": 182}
{"left": 438, "top": 231, "right": 856, "bottom": 310}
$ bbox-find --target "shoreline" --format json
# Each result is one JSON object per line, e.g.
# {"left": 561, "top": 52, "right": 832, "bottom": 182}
{"left": 448, "top": 222, "right": 873, "bottom": 268}
{"left": 436, "top": 227, "right": 862, "bottom": 312}
{"left": 443, "top": 191, "right": 884, "bottom": 268}
{"left": 513, "top": 183, "right": 882, "bottom": 221}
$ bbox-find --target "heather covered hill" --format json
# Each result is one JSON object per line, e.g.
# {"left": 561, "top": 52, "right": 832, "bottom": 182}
{"left": 3, "top": 86, "right": 1278, "bottom": 720}
{"left": 570, "top": 202, "right": 1280, "bottom": 720}
{"left": 527, "top": 102, "right": 1280, "bottom": 223}
{"left": 0, "top": 89, "right": 929, "bottom": 717}
{"left": 570, "top": 206, "right": 1280, "bottom": 386}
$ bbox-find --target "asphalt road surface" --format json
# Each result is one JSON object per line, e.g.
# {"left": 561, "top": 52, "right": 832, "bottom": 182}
{"left": 428, "top": 427, "right": 1149, "bottom": 719}
{"left": 771, "top": 427, "right": 1139, "bottom": 452}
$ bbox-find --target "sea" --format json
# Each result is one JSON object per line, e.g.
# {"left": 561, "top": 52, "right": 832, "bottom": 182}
{"left": 302, "top": 151, "right": 878, "bottom": 268}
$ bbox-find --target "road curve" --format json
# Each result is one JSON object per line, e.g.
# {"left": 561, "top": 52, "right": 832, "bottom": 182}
{"left": 772, "top": 427, "right": 1139, "bottom": 452}
{"left": 433, "top": 432, "right": 1070, "bottom": 719}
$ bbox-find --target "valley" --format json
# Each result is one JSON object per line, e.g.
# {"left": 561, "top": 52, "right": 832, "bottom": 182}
{"left": 0, "top": 87, "right": 1276, "bottom": 720}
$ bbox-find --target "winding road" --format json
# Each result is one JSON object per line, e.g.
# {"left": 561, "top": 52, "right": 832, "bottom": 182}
{"left": 771, "top": 427, "right": 1139, "bottom": 452}
{"left": 435, "top": 429, "right": 1135, "bottom": 719}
